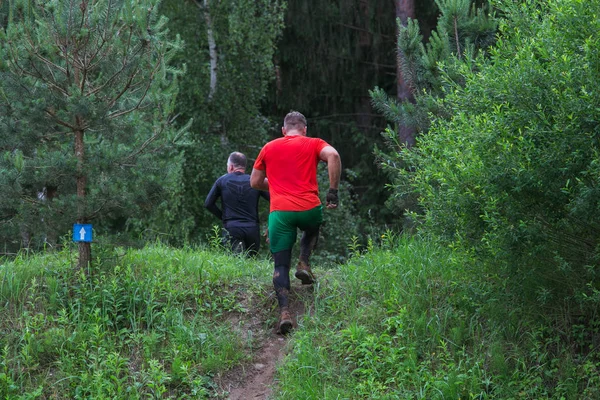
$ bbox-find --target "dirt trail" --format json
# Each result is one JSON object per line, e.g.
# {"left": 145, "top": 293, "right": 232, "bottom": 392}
{"left": 224, "top": 331, "right": 287, "bottom": 400}
{"left": 216, "top": 284, "right": 312, "bottom": 399}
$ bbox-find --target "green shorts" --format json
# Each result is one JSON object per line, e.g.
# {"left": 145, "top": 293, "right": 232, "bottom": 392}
{"left": 268, "top": 205, "right": 323, "bottom": 253}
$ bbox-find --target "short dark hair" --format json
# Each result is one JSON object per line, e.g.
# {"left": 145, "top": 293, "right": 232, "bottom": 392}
{"left": 284, "top": 111, "right": 307, "bottom": 131}
{"left": 227, "top": 152, "right": 247, "bottom": 169}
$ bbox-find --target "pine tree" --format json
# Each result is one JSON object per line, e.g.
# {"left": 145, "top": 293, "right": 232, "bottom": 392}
{"left": 395, "top": 0, "right": 417, "bottom": 147}
{"left": 0, "top": 0, "right": 184, "bottom": 267}
{"left": 370, "top": 0, "right": 497, "bottom": 218}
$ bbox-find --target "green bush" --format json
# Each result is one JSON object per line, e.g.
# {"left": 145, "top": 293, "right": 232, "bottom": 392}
{"left": 404, "top": 0, "right": 600, "bottom": 316}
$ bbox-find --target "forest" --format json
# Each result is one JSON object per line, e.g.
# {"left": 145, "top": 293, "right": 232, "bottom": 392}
{"left": 1, "top": 0, "right": 600, "bottom": 398}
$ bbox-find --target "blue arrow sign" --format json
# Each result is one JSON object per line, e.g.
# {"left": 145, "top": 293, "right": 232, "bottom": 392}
{"left": 73, "top": 224, "right": 93, "bottom": 242}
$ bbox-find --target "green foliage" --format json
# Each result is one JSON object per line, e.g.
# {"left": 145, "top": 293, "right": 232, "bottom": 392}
{"left": 371, "top": 0, "right": 498, "bottom": 219}
{"left": 403, "top": 0, "right": 600, "bottom": 315}
{"left": 312, "top": 165, "right": 363, "bottom": 265}
{"left": 274, "top": 236, "right": 600, "bottom": 399}
{"left": 2, "top": 236, "right": 599, "bottom": 398}
{"left": 0, "top": 244, "right": 272, "bottom": 398}
{"left": 158, "top": 0, "right": 286, "bottom": 244}
{"left": 0, "top": 0, "right": 185, "bottom": 253}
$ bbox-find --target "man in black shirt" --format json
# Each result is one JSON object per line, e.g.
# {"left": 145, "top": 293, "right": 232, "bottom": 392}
{"left": 205, "top": 152, "right": 270, "bottom": 256}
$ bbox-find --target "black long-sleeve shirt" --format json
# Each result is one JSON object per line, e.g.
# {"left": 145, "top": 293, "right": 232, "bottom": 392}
{"left": 204, "top": 172, "right": 270, "bottom": 228}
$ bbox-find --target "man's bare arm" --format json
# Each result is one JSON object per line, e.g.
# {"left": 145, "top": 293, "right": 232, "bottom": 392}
{"left": 319, "top": 146, "right": 341, "bottom": 190}
{"left": 250, "top": 168, "right": 269, "bottom": 191}
{"left": 319, "top": 145, "right": 341, "bottom": 209}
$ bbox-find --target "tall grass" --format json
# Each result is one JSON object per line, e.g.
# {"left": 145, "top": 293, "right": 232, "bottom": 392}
{"left": 0, "top": 243, "right": 272, "bottom": 399}
{"left": 2, "top": 236, "right": 598, "bottom": 399}
{"left": 273, "top": 234, "right": 600, "bottom": 399}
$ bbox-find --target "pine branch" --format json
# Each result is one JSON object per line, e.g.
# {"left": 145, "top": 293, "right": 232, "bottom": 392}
{"left": 88, "top": 198, "right": 109, "bottom": 220}
{"left": 30, "top": 50, "right": 69, "bottom": 76}
{"left": 85, "top": 28, "right": 109, "bottom": 70}
{"left": 86, "top": 9, "right": 129, "bottom": 71}
{"left": 327, "top": 54, "right": 396, "bottom": 69}
{"left": 87, "top": 27, "right": 146, "bottom": 99}
{"left": 310, "top": 113, "right": 386, "bottom": 120}
{"left": 4, "top": 32, "right": 69, "bottom": 97}
{"left": 105, "top": 68, "right": 142, "bottom": 106}
{"left": 20, "top": 62, "right": 70, "bottom": 97}
{"left": 335, "top": 22, "right": 395, "bottom": 40}
{"left": 45, "top": 108, "right": 77, "bottom": 130}
{"left": 119, "top": 122, "right": 168, "bottom": 165}
{"left": 108, "top": 52, "right": 163, "bottom": 119}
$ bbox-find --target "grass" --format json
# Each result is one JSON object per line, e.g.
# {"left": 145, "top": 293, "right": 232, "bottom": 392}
{"left": 1, "top": 235, "right": 599, "bottom": 399}
{"left": 0, "top": 243, "right": 273, "bottom": 399}
{"left": 273, "top": 233, "right": 600, "bottom": 399}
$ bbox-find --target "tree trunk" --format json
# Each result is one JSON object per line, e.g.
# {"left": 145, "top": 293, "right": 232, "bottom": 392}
{"left": 195, "top": 0, "right": 218, "bottom": 101}
{"left": 395, "top": 0, "right": 416, "bottom": 147}
{"left": 73, "top": 48, "right": 91, "bottom": 271}
{"left": 78, "top": 241, "right": 91, "bottom": 271}
{"left": 194, "top": 0, "right": 227, "bottom": 146}
{"left": 75, "top": 123, "right": 91, "bottom": 271}
{"left": 20, "top": 225, "right": 31, "bottom": 250}
{"left": 43, "top": 186, "right": 59, "bottom": 247}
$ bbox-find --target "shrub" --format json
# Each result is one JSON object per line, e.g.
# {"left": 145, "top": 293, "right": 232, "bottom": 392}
{"left": 405, "top": 0, "right": 600, "bottom": 317}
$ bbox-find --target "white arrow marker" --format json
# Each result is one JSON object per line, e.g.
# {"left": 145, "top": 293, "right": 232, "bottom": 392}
{"left": 79, "top": 227, "right": 87, "bottom": 241}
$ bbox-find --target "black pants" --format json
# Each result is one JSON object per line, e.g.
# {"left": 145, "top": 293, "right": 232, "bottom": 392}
{"left": 224, "top": 225, "right": 261, "bottom": 257}
{"left": 272, "top": 226, "right": 320, "bottom": 308}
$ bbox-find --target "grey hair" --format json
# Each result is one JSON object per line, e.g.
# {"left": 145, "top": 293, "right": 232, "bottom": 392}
{"left": 283, "top": 111, "right": 307, "bottom": 131}
{"left": 227, "top": 152, "right": 247, "bottom": 169}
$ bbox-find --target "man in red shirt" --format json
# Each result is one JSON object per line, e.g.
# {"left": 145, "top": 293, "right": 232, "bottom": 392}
{"left": 250, "top": 111, "right": 341, "bottom": 334}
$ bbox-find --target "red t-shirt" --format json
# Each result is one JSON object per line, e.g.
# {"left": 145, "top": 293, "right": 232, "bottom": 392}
{"left": 254, "top": 135, "right": 329, "bottom": 212}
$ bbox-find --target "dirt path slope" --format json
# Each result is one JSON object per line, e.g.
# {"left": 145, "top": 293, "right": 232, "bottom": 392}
{"left": 216, "top": 285, "right": 312, "bottom": 399}
{"left": 225, "top": 333, "right": 287, "bottom": 399}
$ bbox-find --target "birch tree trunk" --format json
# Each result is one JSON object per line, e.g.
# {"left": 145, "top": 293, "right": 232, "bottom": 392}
{"left": 195, "top": 0, "right": 218, "bottom": 100}
{"left": 193, "top": 0, "right": 227, "bottom": 145}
